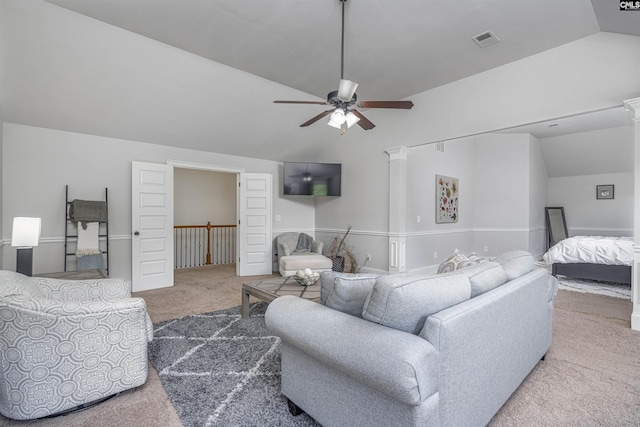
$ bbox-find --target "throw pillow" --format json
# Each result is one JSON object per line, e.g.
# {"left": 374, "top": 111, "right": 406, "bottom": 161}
{"left": 324, "top": 274, "right": 381, "bottom": 317}
{"left": 437, "top": 249, "right": 470, "bottom": 273}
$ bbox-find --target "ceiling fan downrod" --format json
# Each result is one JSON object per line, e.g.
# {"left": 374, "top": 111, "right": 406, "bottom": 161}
{"left": 340, "top": 0, "right": 346, "bottom": 80}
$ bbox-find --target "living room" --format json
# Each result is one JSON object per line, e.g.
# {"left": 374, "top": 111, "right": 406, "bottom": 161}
{"left": 1, "top": 0, "right": 639, "bottom": 425}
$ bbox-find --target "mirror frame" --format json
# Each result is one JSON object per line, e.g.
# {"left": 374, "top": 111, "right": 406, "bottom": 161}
{"left": 545, "top": 207, "right": 568, "bottom": 249}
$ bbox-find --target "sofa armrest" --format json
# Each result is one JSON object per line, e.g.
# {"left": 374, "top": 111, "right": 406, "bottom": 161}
{"left": 265, "top": 295, "right": 440, "bottom": 406}
{"left": 32, "top": 276, "right": 132, "bottom": 301}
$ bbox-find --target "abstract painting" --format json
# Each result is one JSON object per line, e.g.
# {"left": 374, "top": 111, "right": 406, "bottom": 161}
{"left": 436, "top": 175, "right": 459, "bottom": 223}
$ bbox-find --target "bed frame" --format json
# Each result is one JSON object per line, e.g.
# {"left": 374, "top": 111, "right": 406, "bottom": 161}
{"left": 552, "top": 263, "right": 632, "bottom": 285}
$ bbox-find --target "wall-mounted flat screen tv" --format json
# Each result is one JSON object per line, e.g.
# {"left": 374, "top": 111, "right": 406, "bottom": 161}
{"left": 283, "top": 162, "right": 341, "bottom": 196}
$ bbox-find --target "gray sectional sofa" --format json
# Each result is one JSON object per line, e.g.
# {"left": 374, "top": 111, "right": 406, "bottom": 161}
{"left": 265, "top": 251, "right": 558, "bottom": 427}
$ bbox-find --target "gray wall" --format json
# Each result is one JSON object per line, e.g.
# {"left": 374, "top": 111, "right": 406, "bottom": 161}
{"left": 1, "top": 123, "right": 316, "bottom": 278}
{"left": 174, "top": 168, "right": 237, "bottom": 226}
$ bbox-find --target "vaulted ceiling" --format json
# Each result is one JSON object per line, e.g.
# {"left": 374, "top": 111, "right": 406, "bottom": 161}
{"left": 43, "top": 0, "right": 638, "bottom": 101}
{"left": 2, "top": 0, "right": 639, "bottom": 165}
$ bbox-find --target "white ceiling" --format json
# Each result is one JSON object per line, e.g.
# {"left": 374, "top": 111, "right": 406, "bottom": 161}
{"left": 3, "top": 0, "right": 638, "bottom": 166}
{"left": 44, "top": 0, "right": 630, "bottom": 102}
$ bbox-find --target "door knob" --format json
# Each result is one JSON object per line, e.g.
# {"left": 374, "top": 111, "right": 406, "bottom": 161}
{"left": 134, "top": 231, "right": 140, "bottom": 236}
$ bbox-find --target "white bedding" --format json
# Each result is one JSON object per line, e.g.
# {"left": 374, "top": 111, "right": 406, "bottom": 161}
{"left": 543, "top": 236, "right": 634, "bottom": 266}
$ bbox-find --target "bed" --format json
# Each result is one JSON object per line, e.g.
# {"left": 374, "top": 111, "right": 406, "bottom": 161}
{"left": 543, "top": 235, "right": 633, "bottom": 285}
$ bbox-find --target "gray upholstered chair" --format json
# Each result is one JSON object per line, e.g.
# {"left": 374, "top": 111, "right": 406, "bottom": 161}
{"left": 276, "top": 232, "right": 332, "bottom": 276}
{"left": 0, "top": 270, "right": 152, "bottom": 420}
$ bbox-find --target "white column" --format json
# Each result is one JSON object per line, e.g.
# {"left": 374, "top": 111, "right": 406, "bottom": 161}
{"left": 624, "top": 97, "right": 640, "bottom": 331}
{"left": 385, "top": 146, "right": 409, "bottom": 272}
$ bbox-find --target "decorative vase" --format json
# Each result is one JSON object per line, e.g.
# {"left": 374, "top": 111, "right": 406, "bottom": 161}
{"left": 331, "top": 256, "right": 344, "bottom": 272}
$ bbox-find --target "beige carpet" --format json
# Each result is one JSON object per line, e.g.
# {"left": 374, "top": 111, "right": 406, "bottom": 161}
{"left": 1, "top": 265, "right": 638, "bottom": 427}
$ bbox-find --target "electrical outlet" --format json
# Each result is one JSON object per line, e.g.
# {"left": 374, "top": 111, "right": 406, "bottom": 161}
{"left": 366, "top": 253, "right": 372, "bottom": 261}
{"left": 483, "top": 245, "right": 489, "bottom": 253}
{"left": 433, "top": 251, "right": 438, "bottom": 259}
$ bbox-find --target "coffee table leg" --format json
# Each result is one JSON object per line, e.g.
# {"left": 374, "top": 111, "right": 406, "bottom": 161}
{"left": 241, "top": 288, "right": 250, "bottom": 318}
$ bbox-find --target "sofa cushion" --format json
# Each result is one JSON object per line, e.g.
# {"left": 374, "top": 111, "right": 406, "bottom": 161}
{"left": 493, "top": 250, "right": 534, "bottom": 281}
{"left": 320, "top": 272, "right": 382, "bottom": 317}
{"left": 279, "top": 254, "right": 332, "bottom": 271}
{"left": 456, "top": 261, "right": 507, "bottom": 298}
{"left": 362, "top": 274, "right": 471, "bottom": 334}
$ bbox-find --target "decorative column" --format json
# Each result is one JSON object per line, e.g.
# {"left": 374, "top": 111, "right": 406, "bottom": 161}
{"left": 385, "top": 146, "right": 409, "bottom": 272}
{"left": 624, "top": 97, "right": 640, "bottom": 331}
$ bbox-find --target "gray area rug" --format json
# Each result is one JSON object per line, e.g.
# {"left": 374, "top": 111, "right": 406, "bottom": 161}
{"left": 149, "top": 302, "right": 320, "bottom": 427}
{"left": 556, "top": 275, "right": 632, "bottom": 299}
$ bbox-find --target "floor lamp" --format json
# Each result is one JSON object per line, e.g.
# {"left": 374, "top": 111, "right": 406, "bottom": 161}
{"left": 12, "top": 217, "right": 41, "bottom": 277}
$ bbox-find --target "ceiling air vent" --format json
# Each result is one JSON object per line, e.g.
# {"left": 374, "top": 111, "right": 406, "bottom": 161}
{"left": 472, "top": 30, "right": 500, "bottom": 48}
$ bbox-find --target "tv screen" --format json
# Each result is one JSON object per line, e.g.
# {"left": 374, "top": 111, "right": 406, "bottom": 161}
{"left": 283, "top": 162, "right": 341, "bottom": 196}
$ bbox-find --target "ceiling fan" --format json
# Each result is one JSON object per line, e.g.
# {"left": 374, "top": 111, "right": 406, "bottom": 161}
{"left": 273, "top": 0, "right": 414, "bottom": 134}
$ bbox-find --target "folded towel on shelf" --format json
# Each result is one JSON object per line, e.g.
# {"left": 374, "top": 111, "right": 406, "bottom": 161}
{"left": 76, "top": 222, "right": 100, "bottom": 256}
{"left": 69, "top": 200, "right": 107, "bottom": 229}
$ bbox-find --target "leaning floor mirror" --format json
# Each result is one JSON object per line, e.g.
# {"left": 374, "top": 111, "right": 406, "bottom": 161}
{"left": 545, "top": 207, "right": 568, "bottom": 249}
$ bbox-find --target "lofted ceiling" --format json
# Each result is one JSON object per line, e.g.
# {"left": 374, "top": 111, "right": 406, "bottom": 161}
{"left": 2, "top": 0, "right": 639, "bottom": 165}
{"left": 43, "top": 0, "right": 639, "bottom": 102}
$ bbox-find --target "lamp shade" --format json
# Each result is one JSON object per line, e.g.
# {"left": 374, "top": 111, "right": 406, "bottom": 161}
{"left": 345, "top": 111, "right": 360, "bottom": 128}
{"left": 11, "top": 217, "right": 41, "bottom": 247}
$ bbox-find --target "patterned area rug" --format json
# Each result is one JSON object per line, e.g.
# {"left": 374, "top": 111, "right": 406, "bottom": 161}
{"left": 148, "top": 302, "right": 320, "bottom": 427}
{"left": 556, "top": 275, "right": 632, "bottom": 299}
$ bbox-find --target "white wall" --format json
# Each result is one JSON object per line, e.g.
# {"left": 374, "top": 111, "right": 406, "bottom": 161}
{"left": 313, "top": 32, "right": 639, "bottom": 271}
{"left": 471, "top": 134, "right": 531, "bottom": 256}
{"left": 541, "top": 126, "right": 634, "bottom": 177}
{"left": 404, "top": 138, "right": 475, "bottom": 270}
{"left": 174, "top": 168, "right": 236, "bottom": 226}
{"left": 547, "top": 172, "right": 634, "bottom": 237}
{"left": 528, "top": 135, "right": 549, "bottom": 257}
{"left": 1, "top": 123, "right": 315, "bottom": 278}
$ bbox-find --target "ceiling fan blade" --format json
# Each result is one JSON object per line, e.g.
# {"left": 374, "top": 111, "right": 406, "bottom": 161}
{"left": 337, "top": 79, "right": 358, "bottom": 101}
{"left": 350, "top": 110, "right": 375, "bottom": 130}
{"left": 356, "top": 100, "right": 414, "bottom": 109}
{"left": 274, "top": 100, "right": 329, "bottom": 105}
{"left": 300, "top": 109, "right": 335, "bottom": 127}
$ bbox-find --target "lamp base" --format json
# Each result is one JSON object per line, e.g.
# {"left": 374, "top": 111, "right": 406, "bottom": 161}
{"left": 16, "top": 247, "right": 33, "bottom": 277}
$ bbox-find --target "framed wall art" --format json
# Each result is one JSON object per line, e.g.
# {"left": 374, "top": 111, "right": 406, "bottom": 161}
{"left": 436, "top": 175, "right": 459, "bottom": 223}
{"left": 596, "top": 184, "right": 614, "bottom": 200}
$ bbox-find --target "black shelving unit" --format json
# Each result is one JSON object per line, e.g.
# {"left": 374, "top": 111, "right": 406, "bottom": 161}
{"left": 64, "top": 185, "right": 109, "bottom": 275}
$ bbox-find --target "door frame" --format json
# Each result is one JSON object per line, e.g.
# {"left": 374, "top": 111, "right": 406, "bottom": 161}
{"left": 167, "top": 159, "right": 246, "bottom": 273}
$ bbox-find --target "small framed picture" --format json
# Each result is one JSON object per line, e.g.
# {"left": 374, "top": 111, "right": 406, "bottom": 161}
{"left": 596, "top": 185, "right": 614, "bottom": 200}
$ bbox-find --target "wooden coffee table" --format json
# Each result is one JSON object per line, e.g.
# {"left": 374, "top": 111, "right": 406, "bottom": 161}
{"left": 241, "top": 276, "right": 320, "bottom": 318}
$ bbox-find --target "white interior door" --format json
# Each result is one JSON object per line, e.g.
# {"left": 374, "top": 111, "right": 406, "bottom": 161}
{"left": 238, "top": 173, "right": 272, "bottom": 276}
{"left": 131, "top": 161, "right": 174, "bottom": 291}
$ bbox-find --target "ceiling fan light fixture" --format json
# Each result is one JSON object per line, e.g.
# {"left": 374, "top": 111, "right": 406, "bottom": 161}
{"left": 328, "top": 108, "right": 346, "bottom": 126}
{"left": 345, "top": 110, "right": 360, "bottom": 128}
{"left": 337, "top": 79, "right": 358, "bottom": 101}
